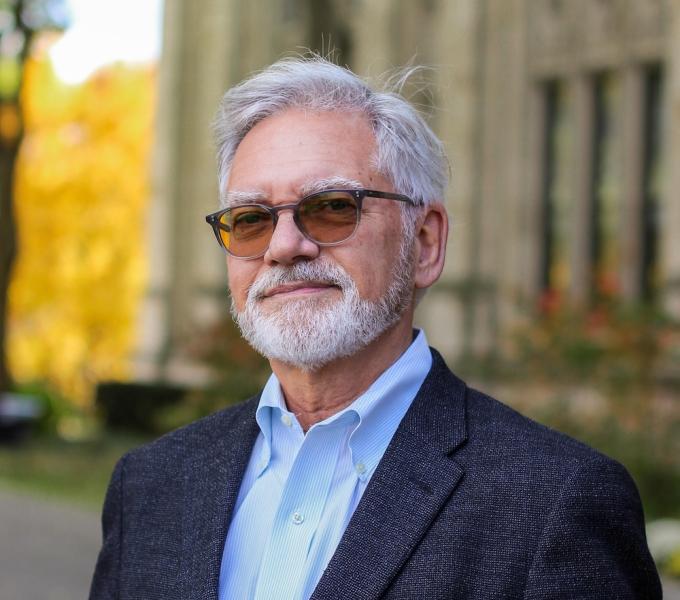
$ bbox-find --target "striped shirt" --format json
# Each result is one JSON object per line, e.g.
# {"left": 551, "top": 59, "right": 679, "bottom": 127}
{"left": 218, "top": 330, "right": 432, "bottom": 600}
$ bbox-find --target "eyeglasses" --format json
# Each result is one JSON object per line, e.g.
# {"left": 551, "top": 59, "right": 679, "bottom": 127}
{"left": 205, "top": 188, "right": 419, "bottom": 259}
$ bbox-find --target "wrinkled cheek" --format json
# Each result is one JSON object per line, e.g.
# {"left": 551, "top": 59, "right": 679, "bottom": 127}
{"left": 225, "top": 281, "right": 247, "bottom": 314}
{"left": 226, "top": 258, "right": 251, "bottom": 296}
{"left": 226, "top": 271, "right": 252, "bottom": 313}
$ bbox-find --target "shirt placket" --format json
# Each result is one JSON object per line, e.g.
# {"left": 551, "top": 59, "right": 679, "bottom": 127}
{"left": 253, "top": 422, "right": 347, "bottom": 600}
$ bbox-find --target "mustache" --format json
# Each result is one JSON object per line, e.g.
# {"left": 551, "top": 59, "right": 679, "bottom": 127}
{"left": 246, "top": 259, "right": 354, "bottom": 302}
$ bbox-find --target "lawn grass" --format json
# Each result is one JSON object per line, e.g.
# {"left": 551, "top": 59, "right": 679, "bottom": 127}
{"left": 0, "top": 432, "right": 151, "bottom": 510}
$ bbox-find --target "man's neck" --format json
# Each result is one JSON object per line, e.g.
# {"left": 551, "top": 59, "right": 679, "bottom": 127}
{"left": 269, "top": 316, "right": 415, "bottom": 432}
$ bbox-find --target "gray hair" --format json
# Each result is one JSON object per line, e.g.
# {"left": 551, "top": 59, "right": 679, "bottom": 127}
{"left": 213, "top": 56, "right": 449, "bottom": 209}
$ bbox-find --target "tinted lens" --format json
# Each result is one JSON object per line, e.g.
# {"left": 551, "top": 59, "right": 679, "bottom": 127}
{"left": 299, "top": 191, "right": 359, "bottom": 244}
{"left": 218, "top": 206, "right": 273, "bottom": 257}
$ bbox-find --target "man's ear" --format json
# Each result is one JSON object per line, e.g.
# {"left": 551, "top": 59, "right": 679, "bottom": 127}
{"left": 413, "top": 203, "right": 448, "bottom": 290}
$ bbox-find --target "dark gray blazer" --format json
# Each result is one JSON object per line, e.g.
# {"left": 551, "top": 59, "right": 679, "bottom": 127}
{"left": 90, "top": 350, "right": 661, "bottom": 599}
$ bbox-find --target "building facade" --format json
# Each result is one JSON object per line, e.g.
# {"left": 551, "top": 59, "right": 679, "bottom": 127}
{"left": 135, "top": 0, "right": 680, "bottom": 382}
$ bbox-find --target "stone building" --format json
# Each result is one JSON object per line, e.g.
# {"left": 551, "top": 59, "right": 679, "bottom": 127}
{"left": 135, "top": 0, "right": 680, "bottom": 382}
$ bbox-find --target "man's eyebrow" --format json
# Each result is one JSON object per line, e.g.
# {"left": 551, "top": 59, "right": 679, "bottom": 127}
{"left": 221, "top": 177, "right": 364, "bottom": 208}
{"left": 298, "top": 177, "right": 363, "bottom": 197}
{"left": 221, "top": 190, "right": 268, "bottom": 208}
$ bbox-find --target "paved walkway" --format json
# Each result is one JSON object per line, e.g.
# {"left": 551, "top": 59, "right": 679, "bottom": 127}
{"left": 0, "top": 488, "right": 101, "bottom": 600}
{"left": 0, "top": 487, "right": 679, "bottom": 599}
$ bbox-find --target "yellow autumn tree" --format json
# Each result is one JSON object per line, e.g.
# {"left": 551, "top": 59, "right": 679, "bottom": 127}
{"left": 8, "top": 47, "right": 155, "bottom": 408}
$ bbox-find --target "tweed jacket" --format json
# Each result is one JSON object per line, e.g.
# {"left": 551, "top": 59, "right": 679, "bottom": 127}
{"left": 89, "top": 349, "right": 661, "bottom": 599}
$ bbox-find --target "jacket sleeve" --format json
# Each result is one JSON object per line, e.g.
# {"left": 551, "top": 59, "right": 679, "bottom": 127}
{"left": 523, "top": 456, "right": 662, "bottom": 599}
{"left": 89, "top": 454, "right": 127, "bottom": 600}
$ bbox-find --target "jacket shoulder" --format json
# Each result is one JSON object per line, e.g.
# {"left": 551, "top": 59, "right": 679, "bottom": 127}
{"left": 427, "top": 348, "right": 614, "bottom": 469}
{"left": 457, "top": 383, "right": 647, "bottom": 524}
{"left": 465, "top": 385, "right": 613, "bottom": 466}
{"left": 122, "top": 395, "right": 259, "bottom": 472}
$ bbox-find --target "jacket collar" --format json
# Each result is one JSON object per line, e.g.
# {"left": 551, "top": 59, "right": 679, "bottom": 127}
{"left": 180, "top": 396, "right": 261, "bottom": 600}
{"left": 310, "top": 349, "right": 468, "bottom": 600}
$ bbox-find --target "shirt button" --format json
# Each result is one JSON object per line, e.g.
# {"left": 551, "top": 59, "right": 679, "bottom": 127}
{"left": 292, "top": 512, "right": 304, "bottom": 525}
{"left": 355, "top": 462, "right": 366, "bottom": 475}
{"left": 281, "top": 413, "right": 293, "bottom": 427}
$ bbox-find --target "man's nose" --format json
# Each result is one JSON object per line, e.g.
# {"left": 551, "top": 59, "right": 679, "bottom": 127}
{"left": 264, "top": 210, "right": 320, "bottom": 265}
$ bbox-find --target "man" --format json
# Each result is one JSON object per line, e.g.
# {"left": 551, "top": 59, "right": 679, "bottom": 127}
{"left": 90, "top": 57, "right": 661, "bottom": 599}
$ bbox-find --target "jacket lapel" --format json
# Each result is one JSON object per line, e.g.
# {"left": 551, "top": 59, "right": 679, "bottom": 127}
{"left": 311, "top": 351, "right": 468, "bottom": 600}
{"left": 180, "top": 397, "right": 261, "bottom": 600}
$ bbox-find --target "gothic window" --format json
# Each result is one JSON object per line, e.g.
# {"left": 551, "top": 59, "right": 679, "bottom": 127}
{"left": 540, "top": 80, "right": 571, "bottom": 296}
{"left": 590, "top": 72, "right": 622, "bottom": 299}
{"left": 640, "top": 63, "right": 664, "bottom": 301}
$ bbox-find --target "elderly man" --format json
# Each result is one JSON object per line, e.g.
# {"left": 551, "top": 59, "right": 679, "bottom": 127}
{"left": 90, "top": 58, "right": 661, "bottom": 599}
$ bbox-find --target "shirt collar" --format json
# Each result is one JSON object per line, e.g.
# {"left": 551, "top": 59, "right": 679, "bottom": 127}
{"left": 253, "top": 375, "right": 287, "bottom": 476}
{"left": 254, "top": 329, "right": 432, "bottom": 481}
{"left": 344, "top": 329, "right": 431, "bottom": 480}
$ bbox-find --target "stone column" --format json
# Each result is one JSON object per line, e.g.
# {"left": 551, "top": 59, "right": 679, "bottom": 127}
{"left": 416, "top": 0, "right": 482, "bottom": 360}
{"left": 481, "top": 0, "right": 529, "bottom": 349}
{"left": 133, "top": 0, "right": 185, "bottom": 381}
{"left": 134, "top": 0, "right": 248, "bottom": 382}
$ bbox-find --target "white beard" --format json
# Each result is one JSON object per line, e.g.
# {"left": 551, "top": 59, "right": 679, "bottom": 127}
{"left": 231, "top": 242, "right": 415, "bottom": 372}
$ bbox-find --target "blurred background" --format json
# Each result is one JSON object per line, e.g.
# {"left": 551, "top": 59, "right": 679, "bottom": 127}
{"left": 1, "top": 0, "right": 679, "bottom": 597}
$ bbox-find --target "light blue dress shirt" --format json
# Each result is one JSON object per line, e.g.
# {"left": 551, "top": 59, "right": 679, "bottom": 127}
{"left": 218, "top": 330, "right": 432, "bottom": 600}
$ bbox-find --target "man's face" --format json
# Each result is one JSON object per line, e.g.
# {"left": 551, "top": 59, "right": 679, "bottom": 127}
{"left": 225, "top": 108, "right": 415, "bottom": 369}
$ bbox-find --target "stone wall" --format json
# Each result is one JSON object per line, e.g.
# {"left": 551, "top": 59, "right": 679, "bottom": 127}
{"left": 135, "top": 0, "right": 679, "bottom": 382}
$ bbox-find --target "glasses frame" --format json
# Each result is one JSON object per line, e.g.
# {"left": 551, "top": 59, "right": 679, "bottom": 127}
{"left": 205, "top": 188, "right": 419, "bottom": 259}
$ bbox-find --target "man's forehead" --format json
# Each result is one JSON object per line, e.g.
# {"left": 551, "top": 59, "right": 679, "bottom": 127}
{"left": 223, "top": 176, "right": 363, "bottom": 206}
